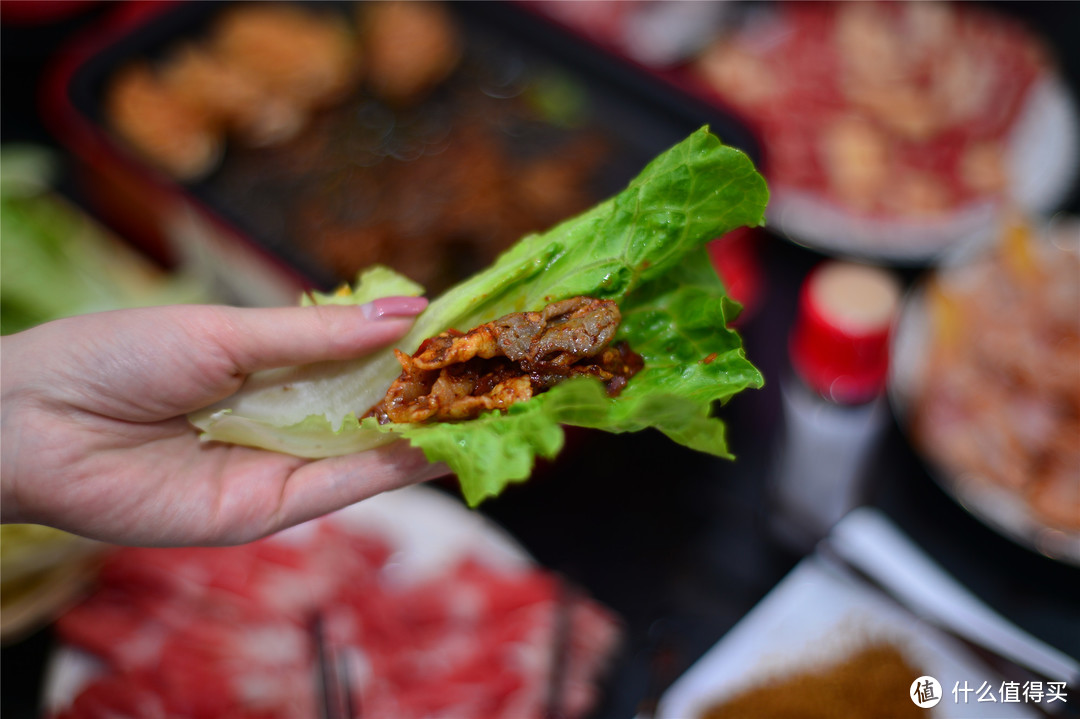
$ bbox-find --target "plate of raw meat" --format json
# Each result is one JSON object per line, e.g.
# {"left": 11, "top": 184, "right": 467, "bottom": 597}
{"left": 43, "top": 485, "right": 622, "bottom": 719}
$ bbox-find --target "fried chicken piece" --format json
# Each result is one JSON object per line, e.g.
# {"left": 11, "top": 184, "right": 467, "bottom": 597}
{"left": 367, "top": 297, "right": 642, "bottom": 423}
{"left": 359, "top": 1, "right": 462, "bottom": 107}
{"left": 160, "top": 42, "right": 304, "bottom": 149}
{"left": 212, "top": 4, "right": 360, "bottom": 114}
{"left": 105, "top": 61, "right": 223, "bottom": 181}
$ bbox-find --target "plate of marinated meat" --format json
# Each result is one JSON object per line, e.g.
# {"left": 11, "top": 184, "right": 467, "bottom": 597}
{"left": 889, "top": 215, "right": 1080, "bottom": 565}
{"left": 43, "top": 485, "right": 623, "bottom": 719}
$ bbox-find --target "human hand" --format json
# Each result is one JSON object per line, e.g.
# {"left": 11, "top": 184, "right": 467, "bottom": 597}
{"left": 0, "top": 298, "right": 448, "bottom": 546}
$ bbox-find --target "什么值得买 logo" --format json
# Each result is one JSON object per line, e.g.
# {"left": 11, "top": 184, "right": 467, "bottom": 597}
{"left": 911, "top": 676, "right": 943, "bottom": 709}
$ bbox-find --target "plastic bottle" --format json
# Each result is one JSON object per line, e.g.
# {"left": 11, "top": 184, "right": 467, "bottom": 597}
{"left": 768, "top": 260, "right": 903, "bottom": 550}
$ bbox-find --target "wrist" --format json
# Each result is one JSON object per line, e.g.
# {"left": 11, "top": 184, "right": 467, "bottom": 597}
{"left": 1, "top": 334, "right": 30, "bottom": 524}
{"left": 0, "top": 424, "right": 25, "bottom": 525}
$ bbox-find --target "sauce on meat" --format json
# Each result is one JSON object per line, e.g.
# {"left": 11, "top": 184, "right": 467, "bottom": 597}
{"left": 366, "top": 297, "right": 644, "bottom": 423}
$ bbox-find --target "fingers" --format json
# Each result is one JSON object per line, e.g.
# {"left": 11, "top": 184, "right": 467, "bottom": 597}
{"left": 265, "top": 442, "right": 451, "bottom": 534}
{"left": 208, "top": 297, "right": 428, "bottom": 375}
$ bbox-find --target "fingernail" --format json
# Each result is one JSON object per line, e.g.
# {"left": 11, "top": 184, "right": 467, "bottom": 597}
{"left": 362, "top": 296, "right": 428, "bottom": 320}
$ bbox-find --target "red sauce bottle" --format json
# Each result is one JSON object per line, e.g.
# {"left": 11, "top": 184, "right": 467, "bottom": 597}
{"left": 769, "top": 260, "right": 903, "bottom": 549}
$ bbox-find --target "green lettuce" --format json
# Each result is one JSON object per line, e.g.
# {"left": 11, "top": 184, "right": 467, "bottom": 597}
{"left": 1, "top": 145, "right": 210, "bottom": 335}
{"left": 191, "top": 127, "right": 768, "bottom": 505}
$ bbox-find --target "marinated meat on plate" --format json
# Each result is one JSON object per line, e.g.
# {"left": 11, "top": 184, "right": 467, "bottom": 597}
{"left": 367, "top": 297, "right": 644, "bottom": 423}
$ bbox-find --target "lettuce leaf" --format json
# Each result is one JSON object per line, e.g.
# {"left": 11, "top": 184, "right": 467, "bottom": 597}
{"left": 191, "top": 127, "right": 768, "bottom": 505}
{"left": 1, "top": 145, "right": 211, "bottom": 335}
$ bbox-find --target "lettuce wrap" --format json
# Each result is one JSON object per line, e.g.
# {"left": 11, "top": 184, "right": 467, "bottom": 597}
{"left": 191, "top": 127, "right": 769, "bottom": 505}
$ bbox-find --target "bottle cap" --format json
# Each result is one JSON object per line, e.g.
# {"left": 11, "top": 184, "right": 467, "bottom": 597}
{"left": 789, "top": 261, "right": 901, "bottom": 404}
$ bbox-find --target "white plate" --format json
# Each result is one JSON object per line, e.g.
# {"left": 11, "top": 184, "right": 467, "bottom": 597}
{"left": 40, "top": 484, "right": 533, "bottom": 715}
{"left": 654, "top": 552, "right": 1040, "bottom": 719}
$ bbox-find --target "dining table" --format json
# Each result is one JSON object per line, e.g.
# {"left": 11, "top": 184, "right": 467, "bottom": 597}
{"left": 2, "top": 3, "right": 1078, "bottom": 718}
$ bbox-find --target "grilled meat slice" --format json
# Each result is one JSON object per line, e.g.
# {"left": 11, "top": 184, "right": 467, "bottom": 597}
{"left": 366, "top": 297, "right": 642, "bottom": 423}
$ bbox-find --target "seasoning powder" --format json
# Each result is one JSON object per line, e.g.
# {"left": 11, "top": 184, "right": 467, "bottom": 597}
{"left": 699, "top": 643, "right": 926, "bottom": 719}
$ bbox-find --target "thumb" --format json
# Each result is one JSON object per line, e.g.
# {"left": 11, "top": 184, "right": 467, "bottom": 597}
{"left": 206, "top": 296, "right": 428, "bottom": 376}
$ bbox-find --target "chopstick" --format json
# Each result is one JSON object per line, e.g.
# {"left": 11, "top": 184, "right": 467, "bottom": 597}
{"left": 818, "top": 508, "right": 1079, "bottom": 717}
{"left": 311, "top": 612, "right": 358, "bottom": 719}
{"left": 311, "top": 612, "right": 334, "bottom": 719}
{"left": 816, "top": 545, "right": 1066, "bottom": 719}
{"left": 544, "top": 577, "right": 575, "bottom": 719}
{"left": 821, "top": 509, "right": 1079, "bottom": 687}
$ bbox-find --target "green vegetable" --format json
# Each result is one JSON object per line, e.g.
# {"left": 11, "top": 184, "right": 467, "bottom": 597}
{"left": 1, "top": 145, "right": 209, "bottom": 335}
{"left": 191, "top": 127, "right": 768, "bottom": 505}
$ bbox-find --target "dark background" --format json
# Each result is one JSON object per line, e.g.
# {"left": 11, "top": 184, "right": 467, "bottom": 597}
{"left": 3, "top": 2, "right": 1078, "bottom": 718}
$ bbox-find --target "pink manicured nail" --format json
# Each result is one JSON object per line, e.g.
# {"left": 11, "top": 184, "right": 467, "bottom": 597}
{"left": 362, "top": 296, "right": 428, "bottom": 320}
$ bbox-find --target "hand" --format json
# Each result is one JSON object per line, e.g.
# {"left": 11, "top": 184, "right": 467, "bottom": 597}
{"left": 0, "top": 298, "right": 447, "bottom": 546}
